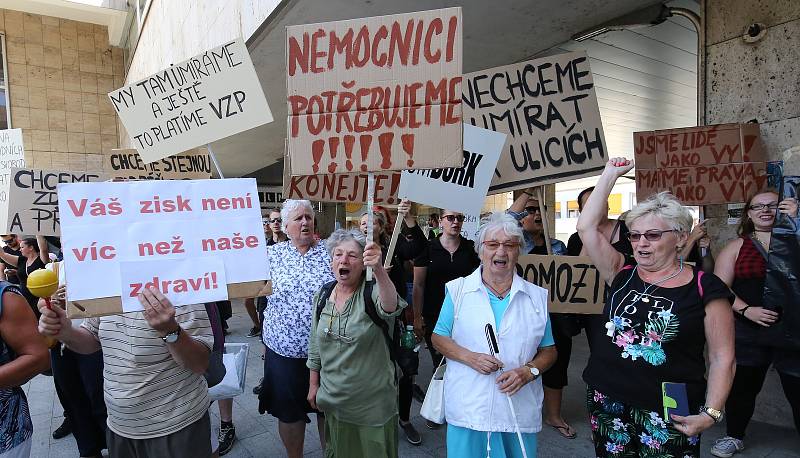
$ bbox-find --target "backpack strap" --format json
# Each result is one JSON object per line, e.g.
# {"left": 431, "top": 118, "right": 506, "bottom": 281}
{"left": 0, "top": 281, "right": 20, "bottom": 318}
{"left": 316, "top": 280, "right": 338, "bottom": 324}
{"left": 361, "top": 280, "right": 397, "bottom": 365}
{"left": 697, "top": 270, "right": 705, "bottom": 300}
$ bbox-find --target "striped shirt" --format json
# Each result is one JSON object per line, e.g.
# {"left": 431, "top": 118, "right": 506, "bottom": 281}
{"left": 82, "top": 303, "right": 213, "bottom": 439}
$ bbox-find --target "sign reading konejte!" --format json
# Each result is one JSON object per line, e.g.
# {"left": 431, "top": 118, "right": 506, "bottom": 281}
{"left": 109, "top": 39, "right": 273, "bottom": 164}
{"left": 286, "top": 8, "right": 464, "bottom": 175}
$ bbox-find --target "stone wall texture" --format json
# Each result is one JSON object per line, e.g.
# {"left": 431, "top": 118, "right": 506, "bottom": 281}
{"left": 1, "top": 9, "right": 124, "bottom": 172}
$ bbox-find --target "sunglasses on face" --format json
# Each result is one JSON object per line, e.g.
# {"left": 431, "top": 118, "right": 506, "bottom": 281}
{"left": 1, "top": 238, "right": 13, "bottom": 244}
{"left": 748, "top": 202, "right": 778, "bottom": 211}
{"left": 442, "top": 214, "right": 465, "bottom": 223}
{"left": 524, "top": 206, "right": 547, "bottom": 214}
{"left": 483, "top": 240, "right": 520, "bottom": 250}
{"left": 268, "top": 218, "right": 282, "bottom": 224}
{"left": 627, "top": 229, "right": 676, "bottom": 242}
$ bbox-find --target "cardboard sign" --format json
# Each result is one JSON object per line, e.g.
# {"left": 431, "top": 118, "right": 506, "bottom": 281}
{"left": 636, "top": 162, "right": 770, "bottom": 205}
{"left": 516, "top": 254, "right": 605, "bottom": 314}
{"left": 463, "top": 51, "right": 607, "bottom": 193}
{"left": 105, "top": 148, "right": 212, "bottom": 180}
{"left": 58, "top": 178, "right": 269, "bottom": 317}
{"left": 398, "top": 124, "right": 505, "bottom": 217}
{"left": 633, "top": 123, "right": 765, "bottom": 169}
{"left": 460, "top": 213, "right": 480, "bottom": 241}
{"left": 257, "top": 186, "right": 286, "bottom": 215}
{"left": 3, "top": 168, "right": 106, "bottom": 235}
{"left": 0, "top": 129, "right": 26, "bottom": 228}
{"left": 286, "top": 8, "right": 464, "bottom": 175}
{"left": 109, "top": 39, "right": 273, "bottom": 164}
{"left": 283, "top": 157, "right": 402, "bottom": 204}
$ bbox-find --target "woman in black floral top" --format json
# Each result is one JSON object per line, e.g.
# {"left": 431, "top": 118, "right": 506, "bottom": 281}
{"left": 577, "top": 158, "right": 735, "bottom": 458}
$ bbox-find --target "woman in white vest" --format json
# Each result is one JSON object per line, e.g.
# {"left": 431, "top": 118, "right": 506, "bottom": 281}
{"left": 431, "top": 212, "right": 557, "bottom": 457}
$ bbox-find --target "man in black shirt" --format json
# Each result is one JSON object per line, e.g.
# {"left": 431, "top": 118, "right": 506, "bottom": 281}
{"left": 1, "top": 234, "right": 22, "bottom": 284}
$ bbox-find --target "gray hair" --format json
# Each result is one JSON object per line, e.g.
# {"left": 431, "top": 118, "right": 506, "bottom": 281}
{"left": 280, "top": 199, "right": 314, "bottom": 232}
{"left": 325, "top": 229, "right": 366, "bottom": 257}
{"left": 475, "top": 212, "right": 525, "bottom": 255}
{"left": 624, "top": 191, "right": 693, "bottom": 233}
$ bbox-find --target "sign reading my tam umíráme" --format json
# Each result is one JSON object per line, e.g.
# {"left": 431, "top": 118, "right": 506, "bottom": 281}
{"left": 463, "top": 51, "right": 607, "bottom": 193}
{"left": 286, "top": 8, "right": 464, "bottom": 175}
{"left": 109, "top": 39, "right": 273, "bottom": 164}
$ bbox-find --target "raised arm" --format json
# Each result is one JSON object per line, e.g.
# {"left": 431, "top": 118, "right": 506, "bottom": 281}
{"left": 509, "top": 188, "right": 535, "bottom": 213}
{"left": 36, "top": 235, "right": 49, "bottom": 265}
{"left": 365, "top": 242, "right": 398, "bottom": 312}
{"left": 0, "top": 250, "right": 19, "bottom": 267}
{"left": 577, "top": 158, "right": 631, "bottom": 285}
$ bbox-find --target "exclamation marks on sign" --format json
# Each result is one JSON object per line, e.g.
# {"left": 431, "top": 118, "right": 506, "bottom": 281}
{"left": 210, "top": 272, "right": 218, "bottom": 289}
{"left": 359, "top": 135, "right": 372, "bottom": 172}
{"left": 344, "top": 135, "right": 355, "bottom": 172}
{"left": 311, "top": 140, "right": 324, "bottom": 174}
{"left": 379, "top": 132, "right": 394, "bottom": 169}
{"left": 387, "top": 172, "right": 401, "bottom": 204}
{"left": 401, "top": 134, "right": 414, "bottom": 168}
{"left": 328, "top": 137, "right": 340, "bottom": 173}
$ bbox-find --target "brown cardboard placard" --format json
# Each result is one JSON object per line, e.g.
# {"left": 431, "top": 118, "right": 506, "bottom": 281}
{"left": 463, "top": 51, "right": 607, "bottom": 193}
{"left": 633, "top": 123, "right": 765, "bottom": 169}
{"left": 66, "top": 280, "right": 270, "bottom": 318}
{"left": 105, "top": 148, "right": 212, "bottom": 180}
{"left": 636, "top": 161, "right": 770, "bottom": 205}
{"left": 4, "top": 167, "right": 107, "bottom": 235}
{"left": 283, "top": 156, "right": 401, "bottom": 204}
{"left": 516, "top": 255, "right": 605, "bottom": 314}
{"left": 286, "top": 8, "right": 464, "bottom": 175}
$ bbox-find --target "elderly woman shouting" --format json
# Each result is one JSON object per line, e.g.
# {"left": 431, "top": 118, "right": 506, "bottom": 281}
{"left": 578, "top": 158, "right": 735, "bottom": 457}
{"left": 432, "top": 212, "right": 557, "bottom": 457}
{"left": 258, "top": 199, "right": 335, "bottom": 458}
{"left": 307, "top": 229, "right": 407, "bottom": 458}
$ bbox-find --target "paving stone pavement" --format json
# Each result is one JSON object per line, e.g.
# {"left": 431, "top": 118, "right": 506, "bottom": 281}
{"left": 26, "top": 300, "right": 800, "bottom": 457}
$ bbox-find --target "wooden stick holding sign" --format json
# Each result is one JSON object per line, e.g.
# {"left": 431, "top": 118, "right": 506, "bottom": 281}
{"left": 536, "top": 187, "right": 553, "bottom": 255}
{"left": 207, "top": 144, "right": 225, "bottom": 179}
{"left": 366, "top": 173, "right": 375, "bottom": 281}
{"left": 383, "top": 216, "right": 404, "bottom": 270}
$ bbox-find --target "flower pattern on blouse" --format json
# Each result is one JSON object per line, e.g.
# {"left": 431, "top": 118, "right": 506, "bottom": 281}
{"left": 262, "top": 241, "right": 335, "bottom": 358}
{"left": 608, "top": 291, "right": 678, "bottom": 367}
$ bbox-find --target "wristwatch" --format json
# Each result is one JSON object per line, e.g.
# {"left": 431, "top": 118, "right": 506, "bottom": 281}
{"left": 700, "top": 406, "right": 723, "bottom": 423}
{"left": 525, "top": 362, "right": 540, "bottom": 380}
{"left": 162, "top": 327, "right": 182, "bottom": 344}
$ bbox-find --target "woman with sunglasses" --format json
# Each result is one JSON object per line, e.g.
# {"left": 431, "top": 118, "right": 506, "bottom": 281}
{"left": 307, "top": 229, "right": 406, "bottom": 457}
{"left": 709, "top": 191, "right": 799, "bottom": 458}
{"left": 578, "top": 158, "right": 735, "bottom": 457}
{"left": 507, "top": 191, "right": 567, "bottom": 255}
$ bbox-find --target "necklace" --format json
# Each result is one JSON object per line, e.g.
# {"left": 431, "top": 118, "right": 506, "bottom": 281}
{"left": 605, "top": 262, "right": 684, "bottom": 336}
{"left": 634, "top": 263, "right": 684, "bottom": 303}
{"left": 484, "top": 281, "right": 511, "bottom": 299}
{"left": 752, "top": 233, "right": 770, "bottom": 250}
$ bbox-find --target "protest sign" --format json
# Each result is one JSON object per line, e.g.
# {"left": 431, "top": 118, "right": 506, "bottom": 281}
{"left": 286, "top": 8, "right": 464, "bottom": 175}
{"left": 636, "top": 161, "right": 770, "bottom": 205}
{"left": 460, "top": 213, "right": 480, "bottom": 241}
{"left": 516, "top": 254, "right": 605, "bottom": 314}
{"left": 58, "top": 178, "right": 268, "bottom": 317}
{"left": 463, "top": 51, "right": 607, "bottom": 193}
{"left": 105, "top": 148, "right": 212, "bottom": 180}
{"left": 398, "top": 124, "right": 505, "bottom": 217}
{"left": 109, "top": 39, "right": 273, "bottom": 164}
{"left": 0, "top": 129, "right": 26, "bottom": 227}
{"left": 283, "top": 157, "right": 402, "bottom": 204}
{"left": 4, "top": 168, "right": 106, "bottom": 235}
{"left": 258, "top": 185, "right": 285, "bottom": 216}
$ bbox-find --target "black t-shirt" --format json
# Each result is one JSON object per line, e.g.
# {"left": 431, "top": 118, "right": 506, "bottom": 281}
{"left": 583, "top": 265, "right": 733, "bottom": 412}
{"left": 414, "top": 236, "right": 480, "bottom": 319}
{"left": 17, "top": 256, "right": 46, "bottom": 310}
{"left": 1, "top": 246, "right": 21, "bottom": 284}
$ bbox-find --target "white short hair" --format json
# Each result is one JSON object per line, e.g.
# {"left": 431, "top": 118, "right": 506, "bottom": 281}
{"left": 325, "top": 229, "right": 366, "bottom": 257}
{"left": 280, "top": 199, "right": 314, "bottom": 232}
{"left": 475, "top": 212, "right": 524, "bottom": 255}
{"left": 624, "top": 191, "right": 693, "bottom": 233}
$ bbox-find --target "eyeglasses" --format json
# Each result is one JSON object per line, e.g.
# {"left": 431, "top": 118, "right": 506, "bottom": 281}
{"left": 524, "top": 206, "right": 547, "bottom": 214}
{"left": 442, "top": 214, "right": 465, "bottom": 223}
{"left": 0, "top": 238, "right": 13, "bottom": 244}
{"left": 483, "top": 240, "right": 521, "bottom": 250}
{"left": 748, "top": 202, "right": 778, "bottom": 211}
{"left": 323, "top": 311, "right": 353, "bottom": 343}
{"left": 267, "top": 218, "right": 282, "bottom": 224}
{"left": 627, "top": 230, "right": 676, "bottom": 242}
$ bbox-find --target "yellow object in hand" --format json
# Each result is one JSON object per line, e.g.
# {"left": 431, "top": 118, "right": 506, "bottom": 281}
{"left": 27, "top": 269, "right": 59, "bottom": 298}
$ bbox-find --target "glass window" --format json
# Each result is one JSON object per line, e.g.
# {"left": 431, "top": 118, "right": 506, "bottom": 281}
{"left": 0, "top": 35, "right": 10, "bottom": 129}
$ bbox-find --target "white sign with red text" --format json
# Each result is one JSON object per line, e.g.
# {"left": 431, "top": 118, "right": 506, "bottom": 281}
{"left": 119, "top": 257, "right": 227, "bottom": 312}
{"left": 58, "top": 178, "right": 268, "bottom": 306}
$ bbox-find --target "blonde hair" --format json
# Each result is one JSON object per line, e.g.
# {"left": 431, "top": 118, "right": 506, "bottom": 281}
{"left": 624, "top": 192, "right": 693, "bottom": 233}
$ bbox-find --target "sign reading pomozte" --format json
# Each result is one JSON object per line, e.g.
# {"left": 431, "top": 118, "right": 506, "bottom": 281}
{"left": 109, "top": 39, "right": 273, "bottom": 164}
{"left": 286, "top": 8, "right": 464, "bottom": 175}
{"left": 516, "top": 254, "right": 605, "bottom": 314}
{"left": 105, "top": 148, "right": 212, "bottom": 180}
{"left": 463, "top": 51, "right": 607, "bottom": 193}
{"left": 58, "top": 178, "right": 269, "bottom": 316}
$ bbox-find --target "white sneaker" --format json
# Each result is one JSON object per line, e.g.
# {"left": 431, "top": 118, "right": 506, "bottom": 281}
{"left": 711, "top": 436, "right": 744, "bottom": 458}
